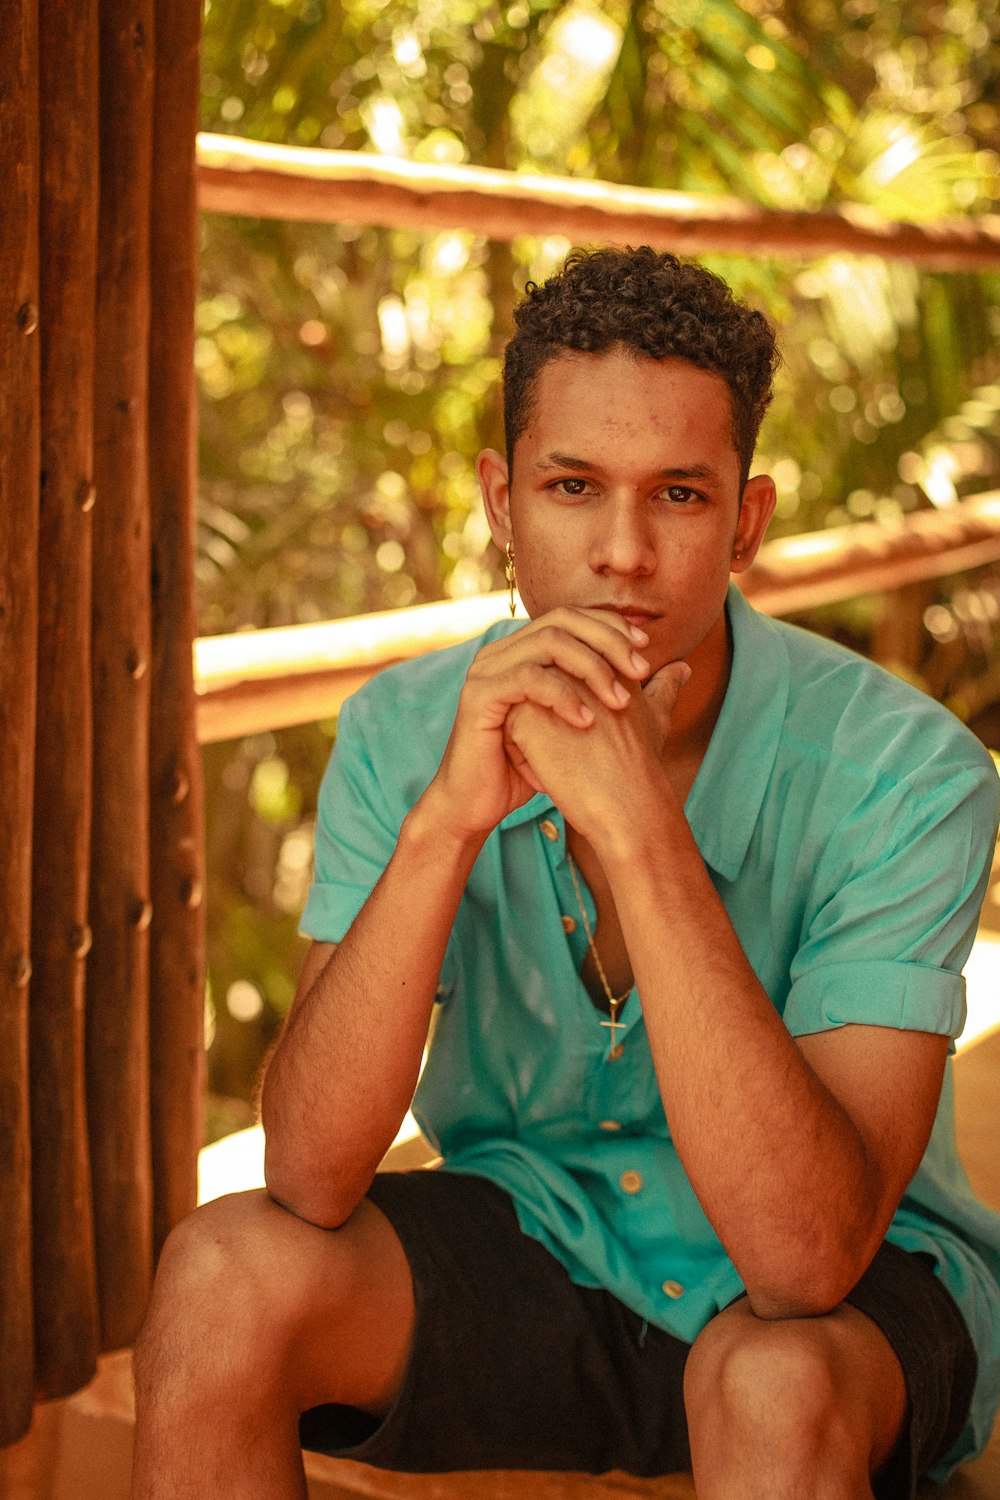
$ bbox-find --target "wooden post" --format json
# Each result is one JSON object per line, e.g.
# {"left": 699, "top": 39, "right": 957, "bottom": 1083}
{"left": 147, "top": 0, "right": 205, "bottom": 1256}
{"left": 871, "top": 581, "right": 933, "bottom": 673}
{"left": 30, "top": 0, "right": 102, "bottom": 1400}
{"left": 0, "top": 0, "right": 40, "bottom": 1451}
{"left": 88, "top": 0, "right": 156, "bottom": 1351}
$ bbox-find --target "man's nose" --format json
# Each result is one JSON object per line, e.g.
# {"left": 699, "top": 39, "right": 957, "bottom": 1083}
{"left": 590, "top": 499, "right": 656, "bottom": 575}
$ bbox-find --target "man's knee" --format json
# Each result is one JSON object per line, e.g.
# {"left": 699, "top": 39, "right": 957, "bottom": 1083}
{"left": 146, "top": 1190, "right": 303, "bottom": 1315}
{"left": 685, "top": 1304, "right": 855, "bottom": 1457}
{"left": 134, "top": 1187, "right": 415, "bottom": 1421}
{"left": 135, "top": 1190, "right": 354, "bottom": 1405}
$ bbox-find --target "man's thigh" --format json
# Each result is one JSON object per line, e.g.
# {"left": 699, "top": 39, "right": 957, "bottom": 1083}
{"left": 844, "top": 1243, "right": 977, "bottom": 1496}
{"left": 300, "top": 1169, "right": 693, "bottom": 1476}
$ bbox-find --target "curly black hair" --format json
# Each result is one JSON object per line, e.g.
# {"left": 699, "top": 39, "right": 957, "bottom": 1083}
{"left": 503, "top": 246, "right": 779, "bottom": 486}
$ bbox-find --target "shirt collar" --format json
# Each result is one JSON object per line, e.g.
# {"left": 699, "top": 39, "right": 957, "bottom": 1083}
{"left": 685, "top": 584, "right": 789, "bottom": 881}
{"left": 499, "top": 586, "right": 789, "bottom": 872}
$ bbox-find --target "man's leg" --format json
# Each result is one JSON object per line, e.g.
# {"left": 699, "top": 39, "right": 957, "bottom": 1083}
{"left": 683, "top": 1298, "right": 909, "bottom": 1500}
{"left": 131, "top": 1188, "right": 415, "bottom": 1500}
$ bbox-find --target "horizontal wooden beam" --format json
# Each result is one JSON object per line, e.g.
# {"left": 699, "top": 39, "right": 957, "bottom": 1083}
{"left": 195, "top": 592, "right": 515, "bottom": 744}
{"left": 193, "top": 491, "right": 1000, "bottom": 744}
{"left": 741, "top": 490, "right": 1000, "bottom": 616}
{"left": 196, "top": 133, "right": 1000, "bottom": 271}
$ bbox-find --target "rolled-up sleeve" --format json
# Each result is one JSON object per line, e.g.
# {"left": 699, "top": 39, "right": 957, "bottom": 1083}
{"left": 300, "top": 694, "right": 402, "bottom": 943}
{"left": 783, "top": 762, "right": 999, "bottom": 1042}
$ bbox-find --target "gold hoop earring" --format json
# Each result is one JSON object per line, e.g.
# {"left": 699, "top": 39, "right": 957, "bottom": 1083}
{"left": 504, "top": 541, "right": 517, "bottom": 618}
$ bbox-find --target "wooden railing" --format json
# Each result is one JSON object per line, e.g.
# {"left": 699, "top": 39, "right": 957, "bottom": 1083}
{"left": 194, "top": 490, "right": 1000, "bottom": 745}
{"left": 196, "top": 133, "right": 1000, "bottom": 271}
{"left": 192, "top": 138, "right": 1000, "bottom": 744}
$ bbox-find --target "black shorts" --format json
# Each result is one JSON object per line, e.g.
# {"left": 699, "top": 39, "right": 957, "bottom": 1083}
{"left": 299, "top": 1171, "right": 977, "bottom": 1499}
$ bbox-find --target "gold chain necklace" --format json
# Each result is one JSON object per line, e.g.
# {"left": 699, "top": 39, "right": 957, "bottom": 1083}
{"left": 566, "top": 852, "right": 630, "bottom": 1060}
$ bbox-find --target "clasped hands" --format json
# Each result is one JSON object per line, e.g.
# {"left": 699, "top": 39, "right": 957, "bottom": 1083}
{"left": 437, "top": 606, "right": 691, "bottom": 846}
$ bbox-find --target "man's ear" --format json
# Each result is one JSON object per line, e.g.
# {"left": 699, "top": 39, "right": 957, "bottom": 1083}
{"left": 476, "top": 448, "right": 512, "bottom": 549}
{"left": 731, "top": 474, "right": 777, "bottom": 574}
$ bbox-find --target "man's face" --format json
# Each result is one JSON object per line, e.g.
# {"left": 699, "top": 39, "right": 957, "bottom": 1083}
{"left": 479, "top": 348, "right": 775, "bottom": 681}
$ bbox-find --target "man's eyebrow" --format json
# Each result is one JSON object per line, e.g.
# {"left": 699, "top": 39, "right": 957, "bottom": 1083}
{"left": 533, "top": 451, "right": 594, "bottom": 472}
{"left": 534, "top": 452, "right": 722, "bottom": 482}
{"left": 655, "top": 463, "right": 719, "bottom": 481}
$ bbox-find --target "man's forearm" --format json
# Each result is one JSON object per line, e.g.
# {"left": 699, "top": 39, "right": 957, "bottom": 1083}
{"left": 599, "top": 788, "right": 891, "bottom": 1318}
{"left": 261, "top": 785, "right": 484, "bottom": 1228}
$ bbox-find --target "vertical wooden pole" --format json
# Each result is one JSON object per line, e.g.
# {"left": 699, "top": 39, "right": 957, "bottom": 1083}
{"left": 89, "top": 0, "right": 157, "bottom": 1350}
{"left": 148, "top": 0, "right": 205, "bottom": 1255}
{"left": 872, "top": 581, "right": 932, "bottom": 674}
{"left": 0, "top": 0, "right": 40, "bottom": 1451}
{"left": 30, "top": 0, "right": 101, "bottom": 1399}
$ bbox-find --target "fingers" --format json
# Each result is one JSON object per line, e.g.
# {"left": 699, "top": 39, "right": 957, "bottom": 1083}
{"left": 529, "top": 609, "right": 652, "bottom": 700}
{"left": 502, "top": 726, "right": 546, "bottom": 795}
{"left": 505, "top": 662, "right": 598, "bottom": 729}
{"left": 474, "top": 607, "right": 649, "bottom": 716}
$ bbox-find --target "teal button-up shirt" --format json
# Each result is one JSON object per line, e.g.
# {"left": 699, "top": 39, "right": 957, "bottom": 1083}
{"left": 302, "top": 586, "right": 1000, "bottom": 1478}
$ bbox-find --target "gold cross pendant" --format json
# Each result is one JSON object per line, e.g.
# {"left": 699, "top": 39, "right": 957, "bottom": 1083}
{"left": 601, "top": 1006, "right": 625, "bottom": 1060}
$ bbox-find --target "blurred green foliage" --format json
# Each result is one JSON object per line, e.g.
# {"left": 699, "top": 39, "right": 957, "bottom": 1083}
{"left": 198, "top": 0, "right": 1000, "bottom": 1132}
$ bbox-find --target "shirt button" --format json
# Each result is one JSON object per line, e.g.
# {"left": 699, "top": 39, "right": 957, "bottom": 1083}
{"left": 620, "top": 1169, "right": 643, "bottom": 1194}
{"left": 662, "top": 1280, "right": 685, "bottom": 1300}
{"left": 539, "top": 818, "right": 559, "bottom": 841}
{"left": 560, "top": 914, "right": 577, "bottom": 934}
{"left": 599, "top": 1119, "right": 622, "bottom": 1132}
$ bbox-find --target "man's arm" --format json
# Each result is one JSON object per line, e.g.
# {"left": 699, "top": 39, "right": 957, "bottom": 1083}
{"left": 260, "top": 608, "right": 650, "bottom": 1228}
{"left": 262, "top": 796, "right": 483, "bottom": 1227}
{"left": 606, "top": 795, "right": 948, "bottom": 1319}
{"left": 503, "top": 681, "right": 953, "bottom": 1320}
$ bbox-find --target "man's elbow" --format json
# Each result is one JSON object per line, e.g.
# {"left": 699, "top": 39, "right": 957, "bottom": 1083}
{"left": 265, "top": 1186, "right": 354, "bottom": 1232}
{"left": 742, "top": 1227, "right": 880, "bottom": 1322}
{"left": 262, "top": 1140, "right": 370, "bottom": 1232}
{"left": 744, "top": 1279, "right": 845, "bottom": 1321}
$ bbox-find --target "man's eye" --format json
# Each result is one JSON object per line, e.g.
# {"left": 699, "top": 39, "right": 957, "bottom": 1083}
{"left": 558, "top": 478, "right": 590, "bottom": 495}
{"left": 665, "top": 486, "right": 696, "bottom": 503}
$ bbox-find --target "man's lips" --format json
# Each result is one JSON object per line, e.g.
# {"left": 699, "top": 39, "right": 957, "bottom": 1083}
{"left": 591, "top": 604, "right": 661, "bottom": 625}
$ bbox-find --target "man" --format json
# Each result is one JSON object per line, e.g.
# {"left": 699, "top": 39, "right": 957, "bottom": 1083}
{"left": 133, "top": 247, "right": 1000, "bottom": 1500}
